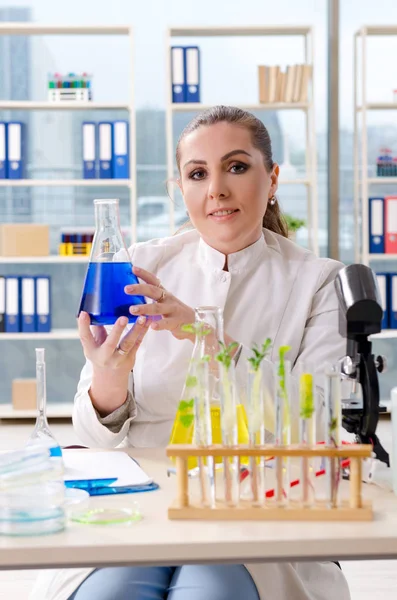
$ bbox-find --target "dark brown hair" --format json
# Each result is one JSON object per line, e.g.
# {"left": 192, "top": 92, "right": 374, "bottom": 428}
{"left": 175, "top": 105, "right": 288, "bottom": 238}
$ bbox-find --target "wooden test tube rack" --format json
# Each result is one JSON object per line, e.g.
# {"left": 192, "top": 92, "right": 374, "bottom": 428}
{"left": 166, "top": 444, "right": 373, "bottom": 521}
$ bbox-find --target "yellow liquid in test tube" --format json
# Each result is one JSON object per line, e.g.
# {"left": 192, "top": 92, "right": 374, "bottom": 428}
{"left": 169, "top": 404, "right": 249, "bottom": 470}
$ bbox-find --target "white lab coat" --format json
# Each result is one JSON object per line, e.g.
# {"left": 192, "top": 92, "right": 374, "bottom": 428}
{"left": 30, "top": 229, "right": 351, "bottom": 600}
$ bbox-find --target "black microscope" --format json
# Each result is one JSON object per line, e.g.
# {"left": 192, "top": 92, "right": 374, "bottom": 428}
{"left": 335, "top": 264, "right": 390, "bottom": 467}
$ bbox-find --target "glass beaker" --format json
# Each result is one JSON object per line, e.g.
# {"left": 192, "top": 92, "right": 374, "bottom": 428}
{"left": 26, "top": 348, "right": 63, "bottom": 465}
{"left": 77, "top": 198, "right": 146, "bottom": 325}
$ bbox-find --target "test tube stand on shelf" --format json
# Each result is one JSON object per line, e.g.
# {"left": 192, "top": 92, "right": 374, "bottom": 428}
{"left": 166, "top": 444, "right": 373, "bottom": 522}
{"left": 48, "top": 89, "right": 90, "bottom": 102}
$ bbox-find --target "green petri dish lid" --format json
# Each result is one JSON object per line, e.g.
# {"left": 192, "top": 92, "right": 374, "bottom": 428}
{"left": 70, "top": 504, "right": 142, "bottom": 526}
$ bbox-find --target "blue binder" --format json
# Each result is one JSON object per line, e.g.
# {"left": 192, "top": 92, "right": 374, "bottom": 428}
{"left": 389, "top": 274, "right": 397, "bottom": 329}
{"left": 7, "top": 122, "right": 25, "bottom": 179}
{"left": 112, "top": 120, "right": 129, "bottom": 179}
{"left": 98, "top": 122, "right": 113, "bottom": 179}
{"left": 369, "top": 197, "right": 385, "bottom": 254}
{"left": 376, "top": 273, "right": 389, "bottom": 330}
{"left": 5, "top": 276, "right": 20, "bottom": 333}
{"left": 35, "top": 276, "right": 51, "bottom": 333}
{"left": 171, "top": 46, "right": 186, "bottom": 103}
{"left": 21, "top": 276, "right": 36, "bottom": 333}
{"left": 82, "top": 122, "right": 96, "bottom": 179}
{"left": 0, "top": 122, "right": 6, "bottom": 179}
{"left": 184, "top": 46, "right": 200, "bottom": 103}
{"left": 0, "top": 276, "right": 5, "bottom": 332}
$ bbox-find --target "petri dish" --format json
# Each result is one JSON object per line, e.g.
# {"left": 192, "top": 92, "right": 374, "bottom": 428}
{"left": 71, "top": 503, "right": 142, "bottom": 526}
{"left": 0, "top": 446, "right": 49, "bottom": 476}
{"left": 64, "top": 488, "right": 90, "bottom": 516}
{"left": 0, "top": 506, "right": 66, "bottom": 537}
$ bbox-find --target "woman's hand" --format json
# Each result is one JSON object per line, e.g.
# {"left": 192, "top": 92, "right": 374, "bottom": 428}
{"left": 125, "top": 266, "right": 196, "bottom": 342}
{"left": 77, "top": 311, "right": 149, "bottom": 374}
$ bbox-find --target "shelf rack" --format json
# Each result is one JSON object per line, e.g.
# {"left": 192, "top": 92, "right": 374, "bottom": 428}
{"left": 0, "top": 22, "right": 136, "bottom": 239}
{"left": 353, "top": 25, "right": 397, "bottom": 265}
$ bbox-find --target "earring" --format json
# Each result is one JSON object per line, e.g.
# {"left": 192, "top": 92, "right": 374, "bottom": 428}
{"left": 269, "top": 196, "right": 276, "bottom": 206}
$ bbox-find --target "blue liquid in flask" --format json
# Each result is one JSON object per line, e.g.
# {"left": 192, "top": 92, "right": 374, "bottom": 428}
{"left": 79, "top": 262, "right": 146, "bottom": 325}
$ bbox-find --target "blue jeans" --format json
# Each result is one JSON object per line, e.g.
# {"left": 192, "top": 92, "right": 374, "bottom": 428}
{"left": 68, "top": 564, "right": 260, "bottom": 600}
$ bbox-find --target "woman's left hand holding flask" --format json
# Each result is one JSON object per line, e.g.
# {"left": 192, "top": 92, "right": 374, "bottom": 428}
{"left": 77, "top": 312, "right": 150, "bottom": 416}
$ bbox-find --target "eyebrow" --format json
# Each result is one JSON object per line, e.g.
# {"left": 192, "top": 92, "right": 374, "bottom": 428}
{"left": 183, "top": 149, "right": 252, "bottom": 169}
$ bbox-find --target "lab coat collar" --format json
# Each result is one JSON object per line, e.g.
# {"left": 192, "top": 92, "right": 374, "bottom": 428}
{"left": 198, "top": 231, "right": 267, "bottom": 273}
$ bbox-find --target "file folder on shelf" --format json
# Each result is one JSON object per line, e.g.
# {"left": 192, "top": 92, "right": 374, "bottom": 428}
{"left": 389, "top": 274, "right": 397, "bottom": 329}
{"left": 5, "top": 276, "right": 20, "bottom": 333}
{"left": 369, "top": 197, "right": 385, "bottom": 254}
{"left": 184, "top": 46, "right": 200, "bottom": 103}
{"left": 376, "top": 273, "right": 389, "bottom": 330}
{"left": 7, "top": 122, "right": 25, "bottom": 179}
{"left": 0, "top": 276, "right": 5, "bottom": 332}
{"left": 21, "top": 277, "right": 36, "bottom": 333}
{"left": 98, "top": 122, "right": 113, "bottom": 179}
{"left": 171, "top": 46, "right": 186, "bottom": 103}
{"left": 82, "top": 122, "right": 96, "bottom": 179}
{"left": 0, "top": 122, "right": 6, "bottom": 179}
{"left": 35, "top": 276, "right": 51, "bottom": 333}
{"left": 385, "top": 196, "right": 397, "bottom": 254}
{"left": 112, "top": 120, "right": 129, "bottom": 179}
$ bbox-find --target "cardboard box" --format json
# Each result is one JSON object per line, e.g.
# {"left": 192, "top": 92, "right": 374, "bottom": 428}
{"left": 0, "top": 224, "right": 50, "bottom": 257}
{"left": 12, "top": 378, "right": 36, "bottom": 411}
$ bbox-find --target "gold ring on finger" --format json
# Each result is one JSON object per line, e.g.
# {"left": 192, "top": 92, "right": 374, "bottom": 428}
{"left": 157, "top": 289, "right": 166, "bottom": 303}
{"left": 116, "top": 344, "right": 128, "bottom": 356}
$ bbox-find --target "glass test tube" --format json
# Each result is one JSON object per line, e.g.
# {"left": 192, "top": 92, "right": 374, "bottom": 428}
{"left": 298, "top": 363, "right": 316, "bottom": 507}
{"left": 219, "top": 363, "right": 239, "bottom": 507}
{"left": 275, "top": 359, "right": 292, "bottom": 506}
{"left": 247, "top": 366, "right": 265, "bottom": 506}
{"left": 194, "top": 360, "right": 216, "bottom": 508}
{"left": 324, "top": 364, "right": 342, "bottom": 508}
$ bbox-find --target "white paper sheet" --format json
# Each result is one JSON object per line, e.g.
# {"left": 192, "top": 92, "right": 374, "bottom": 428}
{"left": 63, "top": 450, "right": 152, "bottom": 486}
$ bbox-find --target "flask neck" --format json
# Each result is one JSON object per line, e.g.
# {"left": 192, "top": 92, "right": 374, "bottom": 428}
{"left": 92, "top": 199, "right": 129, "bottom": 262}
{"left": 95, "top": 200, "right": 120, "bottom": 233}
{"left": 194, "top": 306, "right": 225, "bottom": 360}
{"left": 36, "top": 361, "right": 49, "bottom": 427}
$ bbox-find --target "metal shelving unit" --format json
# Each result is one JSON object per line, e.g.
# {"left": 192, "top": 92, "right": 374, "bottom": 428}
{"left": 0, "top": 22, "right": 136, "bottom": 238}
{"left": 353, "top": 26, "right": 397, "bottom": 414}
{"left": 0, "top": 403, "right": 73, "bottom": 420}
{"left": 164, "top": 25, "right": 319, "bottom": 255}
{"left": 0, "top": 329, "right": 79, "bottom": 341}
{"left": 0, "top": 23, "right": 134, "bottom": 416}
{"left": 0, "top": 256, "right": 88, "bottom": 264}
{"left": 353, "top": 25, "right": 397, "bottom": 265}
{"left": 0, "top": 179, "right": 131, "bottom": 187}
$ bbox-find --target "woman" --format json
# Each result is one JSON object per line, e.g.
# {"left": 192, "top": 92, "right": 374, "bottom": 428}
{"left": 30, "top": 106, "right": 350, "bottom": 600}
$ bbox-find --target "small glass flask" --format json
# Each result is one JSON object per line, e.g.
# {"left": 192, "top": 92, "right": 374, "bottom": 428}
{"left": 77, "top": 198, "right": 146, "bottom": 325}
{"left": 26, "top": 348, "right": 63, "bottom": 466}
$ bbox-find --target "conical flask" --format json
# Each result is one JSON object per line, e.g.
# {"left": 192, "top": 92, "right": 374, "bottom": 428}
{"left": 26, "top": 348, "right": 63, "bottom": 464}
{"left": 170, "top": 306, "right": 247, "bottom": 505}
{"left": 78, "top": 198, "right": 146, "bottom": 325}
